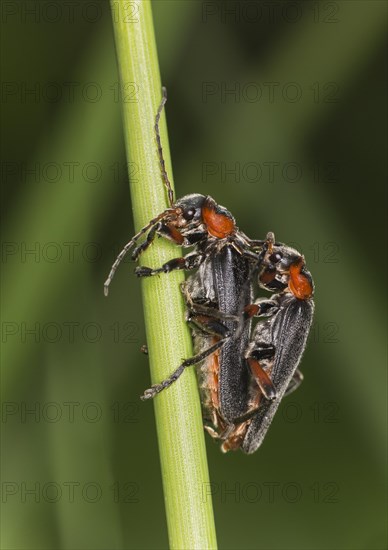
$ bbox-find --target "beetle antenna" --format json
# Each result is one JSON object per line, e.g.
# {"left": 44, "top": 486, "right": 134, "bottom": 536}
{"left": 155, "top": 86, "right": 174, "bottom": 207}
{"left": 104, "top": 209, "right": 174, "bottom": 296}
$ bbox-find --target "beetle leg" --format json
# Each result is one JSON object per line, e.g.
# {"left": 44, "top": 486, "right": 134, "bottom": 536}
{"left": 204, "top": 410, "right": 230, "bottom": 441}
{"left": 220, "top": 421, "right": 251, "bottom": 453}
{"left": 140, "top": 344, "right": 148, "bottom": 355}
{"left": 181, "top": 282, "right": 237, "bottom": 322}
{"left": 141, "top": 307, "right": 236, "bottom": 401}
{"left": 204, "top": 424, "right": 220, "bottom": 440}
{"left": 140, "top": 339, "right": 225, "bottom": 400}
{"left": 247, "top": 356, "right": 277, "bottom": 401}
{"left": 131, "top": 223, "right": 160, "bottom": 261}
{"left": 245, "top": 344, "right": 277, "bottom": 401}
{"left": 231, "top": 364, "right": 304, "bottom": 428}
{"left": 284, "top": 369, "right": 304, "bottom": 396}
{"left": 135, "top": 252, "right": 205, "bottom": 277}
{"left": 132, "top": 222, "right": 186, "bottom": 261}
{"left": 187, "top": 313, "right": 231, "bottom": 339}
{"left": 243, "top": 299, "right": 279, "bottom": 321}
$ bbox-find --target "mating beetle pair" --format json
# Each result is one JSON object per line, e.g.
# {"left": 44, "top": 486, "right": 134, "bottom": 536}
{"left": 104, "top": 88, "right": 315, "bottom": 454}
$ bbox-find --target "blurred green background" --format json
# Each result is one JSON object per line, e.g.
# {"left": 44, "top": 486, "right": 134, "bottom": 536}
{"left": 1, "top": 1, "right": 387, "bottom": 549}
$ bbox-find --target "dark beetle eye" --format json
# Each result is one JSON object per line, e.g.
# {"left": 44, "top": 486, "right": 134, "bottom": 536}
{"left": 183, "top": 208, "right": 195, "bottom": 221}
{"left": 269, "top": 252, "right": 282, "bottom": 263}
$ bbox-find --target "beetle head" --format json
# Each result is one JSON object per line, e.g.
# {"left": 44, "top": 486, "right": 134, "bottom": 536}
{"left": 258, "top": 236, "right": 314, "bottom": 300}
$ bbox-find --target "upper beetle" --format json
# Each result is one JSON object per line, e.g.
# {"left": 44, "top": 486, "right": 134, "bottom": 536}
{"left": 104, "top": 88, "right": 263, "bottom": 416}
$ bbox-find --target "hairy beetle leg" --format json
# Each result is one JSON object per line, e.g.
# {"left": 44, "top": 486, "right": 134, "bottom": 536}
{"left": 141, "top": 309, "right": 234, "bottom": 400}
{"left": 132, "top": 222, "right": 187, "bottom": 261}
{"left": 131, "top": 224, "right": 160, "bottom": 261}
{"left": 135, "top": 253, "right": 205, "bottom": 277}
{"left": 140, "top": 339, "right": 225, "bottom": 400}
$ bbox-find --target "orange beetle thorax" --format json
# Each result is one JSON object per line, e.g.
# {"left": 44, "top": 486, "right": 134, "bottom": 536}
{"left": 202, "top": 200, "right": 235, "bottom": 239}
{"left": 289, "top": 261, "right": 313, "bottom": 300}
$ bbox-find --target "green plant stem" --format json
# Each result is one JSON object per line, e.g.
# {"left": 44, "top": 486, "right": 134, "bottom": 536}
{"left": 109, "top": 1, "right": 217, "bottom": 548}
